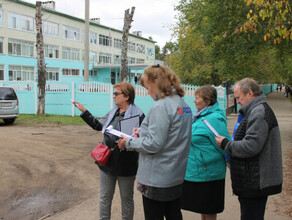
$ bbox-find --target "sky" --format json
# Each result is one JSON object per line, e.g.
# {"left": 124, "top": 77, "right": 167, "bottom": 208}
{"left": 24, "top": 0, "right": 180, "bottom": 48}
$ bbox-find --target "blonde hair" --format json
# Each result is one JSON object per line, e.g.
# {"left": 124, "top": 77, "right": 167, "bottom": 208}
{"left": 140, "top": 65, "right": 184, "bottom": 98}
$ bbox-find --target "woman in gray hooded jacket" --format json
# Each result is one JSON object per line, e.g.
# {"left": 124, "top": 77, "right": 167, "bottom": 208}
{"left": 118, "top": 65, "right": 192, "bottom": 220}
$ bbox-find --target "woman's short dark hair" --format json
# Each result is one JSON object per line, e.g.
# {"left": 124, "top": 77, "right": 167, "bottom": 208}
{"left": 113, "top": 82, "right": 135, "bottom": 104}
{"left": 140, "top": 64, "right": 185, "bottom": 98}
{"left": 195, "top": 85, "right": 217, "bottom": 106}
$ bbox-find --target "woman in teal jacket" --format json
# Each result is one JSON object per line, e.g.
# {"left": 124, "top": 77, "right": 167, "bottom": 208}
{"left": 181, "top": 85, "right": 230, "bottom": 220}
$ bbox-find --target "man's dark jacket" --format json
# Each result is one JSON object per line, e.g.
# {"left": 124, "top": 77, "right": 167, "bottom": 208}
{"left": 221, "top": 95, "right": 282, "bottom": 198}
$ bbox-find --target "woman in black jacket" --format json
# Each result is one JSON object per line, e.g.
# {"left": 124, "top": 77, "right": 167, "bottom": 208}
{"left": 74, "top": 82, "right": 144, "bottom": 220}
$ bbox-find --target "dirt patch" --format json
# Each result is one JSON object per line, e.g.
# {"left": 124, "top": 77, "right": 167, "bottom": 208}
{"left": 0, "top": 123, "right": 101, "bottom": 220}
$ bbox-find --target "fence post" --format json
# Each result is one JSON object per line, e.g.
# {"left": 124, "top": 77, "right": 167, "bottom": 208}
{"left": 34, "top": 82, "right": 38, "bottom": 114}
{"left": 72, "top": 82, "right": 75, "bottom": 116}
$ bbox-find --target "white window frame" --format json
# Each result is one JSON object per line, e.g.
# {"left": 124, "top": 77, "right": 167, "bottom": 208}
{"left": 99, "top": 52, "right": 111, "bottom": 64}
{"left": 82, "top": 69, "right": 98, "bottom": 77}
{"left": 8, "top": 12, "right": 34, "bottom": 32}
{"left": 0, "top": 37, "right": 3, "bottom": 54}
{"left": 0, "top": 10, "right": 3, "bottom": 26}
{"left": 82, "top": 31, "right": 97, "bottom": 44}
{"left": 63, "top": 25, "right": 79, "bottom": 41}
{"left": 8, "top": 65, "right": 35, "bottom": 81}
{"left": 8, "top": 39, "right": 34, "bottom": 57}
{"left": 114, "top": 55, "right": 121, "bottom": 64}
{"left": 62, "top": 47, "right": 80, "bottom": 61}
{"left": 128, "top": 57, "right": 135, "bottom": 64}
{"left": 0, "top": 64, "right": 4, "bottom": 81}
{"left": 44, "top": 44, "right": 59, "bottom": 59}
{"left": 136, "top": 44, "right": 145, "bottom": 54}
{"left": 114, "top": 38, "right": 122, "bottom": 49}
{"left": 128, "top": 42, "right": 135, "bottom": 52}
{"left": 43, "top": 21, "right": 59, "bottom": 37}
{"left": 62, "top": 68, "right": 80, "bottom": 76}
{"left": 99, "top": 34, "right": 112, "bottom": 46}
{"left": 136, "top": 58, "right": 145, "bottom": 64}
{"left": 46, "top": 67, "right": 60, "bottom": 81}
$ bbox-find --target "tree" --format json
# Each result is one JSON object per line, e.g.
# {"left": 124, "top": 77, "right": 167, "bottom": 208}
{"left": 167, "top": 0, "right": 292, "bottom": 85}
{"left": 119, "top": 7, "right": 135, "bottom": 82}
{"left": 35, "top": 1, "right": 46, "bottom": 114}
{"left": 155, "top": 45, "right": 164, "bottom": 60}
{"left": 242, "top": 0, "right": 292, "bottom": 44}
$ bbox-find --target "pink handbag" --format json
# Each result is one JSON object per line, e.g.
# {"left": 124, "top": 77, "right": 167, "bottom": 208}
{"left": 90, "top": 143, "right": 114, "bottom": 166}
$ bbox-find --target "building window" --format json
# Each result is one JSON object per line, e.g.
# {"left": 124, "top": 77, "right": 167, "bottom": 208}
{"left": 114, "top": 38, "right": 122, "bottom": 49}
{"left": 128, "top": 57, "right": 135, "bottom": 64}
{"left": 0, "top": 37, "right": 3, "bottom": 54}
{"left": 63, "top": 25, "right": 79, "bottom": 41}
{"left": 44, "top": 44, "right": 59, "bottom": 58}
{"left": 8, "top": 12, "right": 34, "bottom": 32}
{"left": 82, "top": 31, "right": 97, "bottom": 44}
{"left": 114, "top": 55, "right": 121, "bottom": 64}
{"left": 128, "top": 42, "right": 135, "bottom": 52}
{"left": 9, "top": 65, "right": 34, "bottom": 81}
{"left": 8, "top": 39, "right": 34, "bottom": 57}
{"left": 0, "top": 65, "right": 4, "bottom": 81}
{"left": 136, "top": 58, "right": 145, "bottom": 64}
{"left": 43, "top": 21, "right": 59, "bottom": 37}
{"left": 82, "top": 69, "right": 98, "bottom": 77}
{"left": 82, "top": 50, "right": 97, "bottom": 63}
{"left": 0, "top": 10, "right": 3, "bottom": 26}
{"left": 136, "top": 44, "right": 145, "bottom": 54}
{"left": 63, "top": 68, "right": 80, "bottom": 76}
{"left": 90, "top": 69, "right": 98, "bottom": 77}
{"left": 46, "top": 67, "right": 59, "bottom": 81}
{"left": 99, "top": 34, "right": 112, "bottom": 46}
{"left": 62, "top": 47, "right": 80, "bottom": 61}
{"left": 99, "top": 52, "right": 111, "bottom": 64}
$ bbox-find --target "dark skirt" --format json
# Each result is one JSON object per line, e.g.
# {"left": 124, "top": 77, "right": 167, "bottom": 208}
{"left": 181, "top": 179, "right": 225, "bottom": 214}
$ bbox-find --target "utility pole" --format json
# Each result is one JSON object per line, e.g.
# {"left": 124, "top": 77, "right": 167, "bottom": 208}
{"left": 119, "top": 7, "right": 135, "bottom": 82}
{"left": 35, "top": 1, "right": 46, "bottom": 114}
{"left": 84, "top": 0, "right": 89, "bottom": 82}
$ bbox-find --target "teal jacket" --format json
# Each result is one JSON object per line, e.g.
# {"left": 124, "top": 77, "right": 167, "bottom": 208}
{"left": 185, "top": 102, "right": 230, "bottom": 182}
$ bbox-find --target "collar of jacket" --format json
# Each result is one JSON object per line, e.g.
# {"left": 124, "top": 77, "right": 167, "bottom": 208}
{"left": 239, "top": 94, "right": 267, "bottom": 116}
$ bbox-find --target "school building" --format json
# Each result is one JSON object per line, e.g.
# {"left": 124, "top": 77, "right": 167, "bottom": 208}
{"left": 0, "top": 0, "right": 156, "bottom": 85}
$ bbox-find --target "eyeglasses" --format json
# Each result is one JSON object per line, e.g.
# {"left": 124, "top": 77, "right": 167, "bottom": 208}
{"left": 113, "top": 92, "right": 123, "bottom": 96}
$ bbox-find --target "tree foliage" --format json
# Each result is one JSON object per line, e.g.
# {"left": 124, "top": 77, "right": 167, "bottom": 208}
{"left": 165, "top": 0, "right": 292, "bottom": 85}
{"left": 242, "top": 0, "right": 292, "bottom": 44}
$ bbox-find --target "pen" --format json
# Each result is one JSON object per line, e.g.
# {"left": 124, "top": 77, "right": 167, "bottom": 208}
{"left": 131, "top": 128, "right": 140, "bottom": 137}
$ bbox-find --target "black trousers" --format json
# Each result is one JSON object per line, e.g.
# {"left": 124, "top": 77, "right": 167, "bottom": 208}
{"left": 142, "top": 196, "right": 182, "bottom": 220}
{"left": 238, "top": 196, "right": 268, "bottom": 220}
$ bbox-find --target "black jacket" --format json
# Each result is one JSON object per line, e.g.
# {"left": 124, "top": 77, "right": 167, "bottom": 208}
{"left": 81, "top": 109, "right": 145, "bottom": 176}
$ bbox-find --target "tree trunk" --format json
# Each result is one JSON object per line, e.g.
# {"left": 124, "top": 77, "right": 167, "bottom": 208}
{"left": 119, "top": 7, "right": 135, "bottom": 82}
{"left": 36, "top": 1, "right": 46, "bottom": 114}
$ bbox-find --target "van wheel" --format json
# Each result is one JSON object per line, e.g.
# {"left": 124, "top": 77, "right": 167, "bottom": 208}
{"left": 3, "top": 118, "right": 15, "bottom": 125}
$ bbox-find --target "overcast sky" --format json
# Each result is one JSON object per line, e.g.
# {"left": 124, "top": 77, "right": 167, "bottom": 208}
{"left": 24, "top": 0, "right": 180, "bottom": 47}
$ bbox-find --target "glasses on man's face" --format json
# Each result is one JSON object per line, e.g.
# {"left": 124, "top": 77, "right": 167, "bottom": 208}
{"left": 113, "top": 92, "right": 123, "bottom": 96}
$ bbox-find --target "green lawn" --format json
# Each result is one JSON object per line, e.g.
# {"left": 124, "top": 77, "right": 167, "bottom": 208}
{"left": 16, "top": 114, "right": 86, "bottom": 126}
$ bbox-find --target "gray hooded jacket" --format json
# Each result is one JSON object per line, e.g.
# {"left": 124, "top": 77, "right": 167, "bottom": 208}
{"left": 126, "top": 94, "right": 192, "bottom": 188}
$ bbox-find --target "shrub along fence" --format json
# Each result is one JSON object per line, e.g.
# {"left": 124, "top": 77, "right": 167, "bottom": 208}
{"left": 0, "top": 82, "right": 276, "bottom": 117}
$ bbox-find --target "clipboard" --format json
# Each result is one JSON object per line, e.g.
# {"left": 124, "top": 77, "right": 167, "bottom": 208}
{"left": 119, "top": 115, "right": 140, "bottom": 136}
{"left": 105, "top": 125, "right": 131, "bottom": 138}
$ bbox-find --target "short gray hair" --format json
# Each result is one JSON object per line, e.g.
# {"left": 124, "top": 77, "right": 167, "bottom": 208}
{"left": 232, "top": 78, "right": 262, "bottom": 96}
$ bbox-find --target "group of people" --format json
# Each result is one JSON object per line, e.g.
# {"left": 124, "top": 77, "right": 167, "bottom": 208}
{"left": 73, "top": 65, "right": 282, "bottom": 220}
